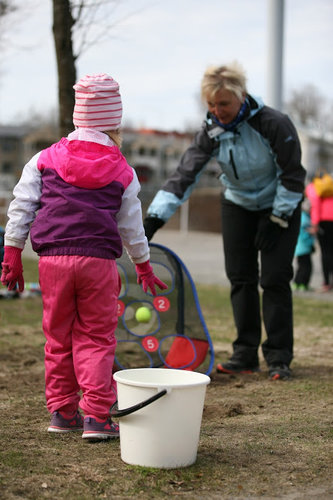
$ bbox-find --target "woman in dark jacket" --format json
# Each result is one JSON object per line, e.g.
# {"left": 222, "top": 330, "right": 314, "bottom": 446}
{"left": 144, "top": 62, "right": 306, "bottom": 380}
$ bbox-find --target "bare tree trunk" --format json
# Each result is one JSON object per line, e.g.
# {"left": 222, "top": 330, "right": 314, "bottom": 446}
{"left": 52, "top": 0, "right": 76, "bottom": 137}
{"left": 0, "top": 1, "right": 18, "bottom": 50}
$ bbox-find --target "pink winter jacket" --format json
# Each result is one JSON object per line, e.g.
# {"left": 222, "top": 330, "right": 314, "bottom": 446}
{"left": 306, "top": 182, "right": 333, "bottom": 225}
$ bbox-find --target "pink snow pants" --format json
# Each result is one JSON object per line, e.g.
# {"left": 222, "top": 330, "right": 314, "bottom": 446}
{"left": 39, "top": 255, "right": 120, "bottom": 418}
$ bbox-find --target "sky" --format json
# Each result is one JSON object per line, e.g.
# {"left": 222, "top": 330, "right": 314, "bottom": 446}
{"left": 0, "top": 0, "right": 332, "bottom": 132}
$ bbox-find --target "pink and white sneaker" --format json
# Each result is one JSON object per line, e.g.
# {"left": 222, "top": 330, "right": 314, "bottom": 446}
{"left": 82, "top": 415, "right": 119, "bottom": 441}
{"left": 48, "top": 411, "right": 83, "bottom": 433}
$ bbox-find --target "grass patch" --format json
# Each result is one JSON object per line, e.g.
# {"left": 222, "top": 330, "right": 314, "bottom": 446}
{"left": 0, "top": 258, "right": 332, "bottom": 498}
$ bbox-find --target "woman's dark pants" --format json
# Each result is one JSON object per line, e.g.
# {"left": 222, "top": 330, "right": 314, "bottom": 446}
{"left": 221, "top": 198, "right": 301, "bottom": 367}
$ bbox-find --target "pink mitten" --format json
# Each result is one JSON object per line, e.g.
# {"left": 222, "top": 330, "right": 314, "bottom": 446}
{"left": 1, "top": 246, "right": 24, "bottom": 292}
{"left": 135, "top": 260, "right": 167, "bottom": 296}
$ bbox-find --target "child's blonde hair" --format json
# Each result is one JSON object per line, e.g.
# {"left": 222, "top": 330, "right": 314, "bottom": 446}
{"left": 105, "top": 129, "right": 122, "bottom": 148}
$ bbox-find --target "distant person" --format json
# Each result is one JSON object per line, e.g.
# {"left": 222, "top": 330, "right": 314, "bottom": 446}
{"left": 143, "top": 62, "right": 306, "bottom": 380}
{"left": 1, "top": 73, "right": 166, "bottom": 440}
{"left": 293, "top": 196, "right": 315, "bottom": 291}
{"left": 0, "top": 226, "right": 4, "bottom": 270}
{"left": 306, "top": 173, "right": 333, "bottom": 292}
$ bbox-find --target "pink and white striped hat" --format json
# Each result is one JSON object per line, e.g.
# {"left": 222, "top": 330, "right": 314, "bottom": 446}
{"left": 73, "top": 73, "right": 122, "bottom": 131}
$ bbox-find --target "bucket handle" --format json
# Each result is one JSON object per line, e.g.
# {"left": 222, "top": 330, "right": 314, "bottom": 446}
{"left": 110, "top": 389, "right": 167, "bottom": 418}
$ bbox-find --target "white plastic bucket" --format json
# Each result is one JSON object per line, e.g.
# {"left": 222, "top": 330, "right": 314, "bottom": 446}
{"left": 113, "top": 368, "right": 210, "bottom": 468}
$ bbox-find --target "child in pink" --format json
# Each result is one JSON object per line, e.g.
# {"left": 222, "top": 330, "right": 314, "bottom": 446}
{"left": 306, "top": 180, "right": 333, "bottom": 292}
{"left": 1, "top": 73, "right": 167, "bottom": 440}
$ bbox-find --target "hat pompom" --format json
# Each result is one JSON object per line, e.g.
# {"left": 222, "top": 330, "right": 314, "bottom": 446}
{"left": 73, "top": 73, "right": 122, "bottom": 131}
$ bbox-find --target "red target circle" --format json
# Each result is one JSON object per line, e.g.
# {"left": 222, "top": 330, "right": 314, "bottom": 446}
{"left": 117, "top": 300, "right": 125, "bottom": 316}
{"left": 153, "top": 296, "right": 170, "bottom": 312}
{"left": 142, "top": 336, "right": 159, "bottom": 352}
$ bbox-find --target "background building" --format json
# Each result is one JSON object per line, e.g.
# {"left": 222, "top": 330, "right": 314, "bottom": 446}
{"left": 1, "top": 124, "right": 332, "bottom": 231}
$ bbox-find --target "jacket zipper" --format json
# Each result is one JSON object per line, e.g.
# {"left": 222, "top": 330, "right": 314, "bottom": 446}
{"left": 229, "top": 150, "right": 239, "bottom": 179}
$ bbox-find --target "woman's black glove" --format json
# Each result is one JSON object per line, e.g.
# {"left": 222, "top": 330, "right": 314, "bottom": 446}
{"left": 143, "top": 216, "right": 165, "bottom": 241}
{"left": 254, "top": 214, "right": 283, "bottom": 251}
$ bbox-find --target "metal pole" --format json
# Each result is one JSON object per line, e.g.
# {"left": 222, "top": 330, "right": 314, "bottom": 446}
{"left": 267, "top": 0, "right": 284, "bottom": 111}
{"left": 179, "top": 200, "right": 189, "bottom": 234}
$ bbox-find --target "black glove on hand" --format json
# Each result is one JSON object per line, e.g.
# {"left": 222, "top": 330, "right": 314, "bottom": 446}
{"left": 254, "top": 214, "right": 283, "bottom": 251}
{"left": 143, "top": 216, "right": 165, "bottom": 241}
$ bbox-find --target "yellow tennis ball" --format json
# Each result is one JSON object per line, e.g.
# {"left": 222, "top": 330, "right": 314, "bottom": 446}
{"left": 135, "top": 306, "right": 152, "bottom": 323}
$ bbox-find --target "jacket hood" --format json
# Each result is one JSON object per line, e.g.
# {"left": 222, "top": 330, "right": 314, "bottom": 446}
{"left": 246, "top": 94, "right": 265, "bottom": 118}
{"left": 38, "top": 138, "right": 129, "bottom": 189}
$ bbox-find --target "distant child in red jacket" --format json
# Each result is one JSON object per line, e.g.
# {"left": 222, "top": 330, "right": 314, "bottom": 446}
{"left": 1, "top": 73, "right": 167, "bottom": 440}
{"left": 306, "top": 178, "right": 333, "bottom": 292}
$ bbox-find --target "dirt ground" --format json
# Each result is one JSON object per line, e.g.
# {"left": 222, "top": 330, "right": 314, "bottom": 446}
{"left": 0, "top": 293, "right": 332, "bottom": 499}
{"left": 206, "top": 324, "right": 333, "bottom": 499}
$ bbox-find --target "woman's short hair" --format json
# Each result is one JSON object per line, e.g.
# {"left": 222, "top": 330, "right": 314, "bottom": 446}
{"left": 201, "top": 61, "right": 247, "bottom": 102}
